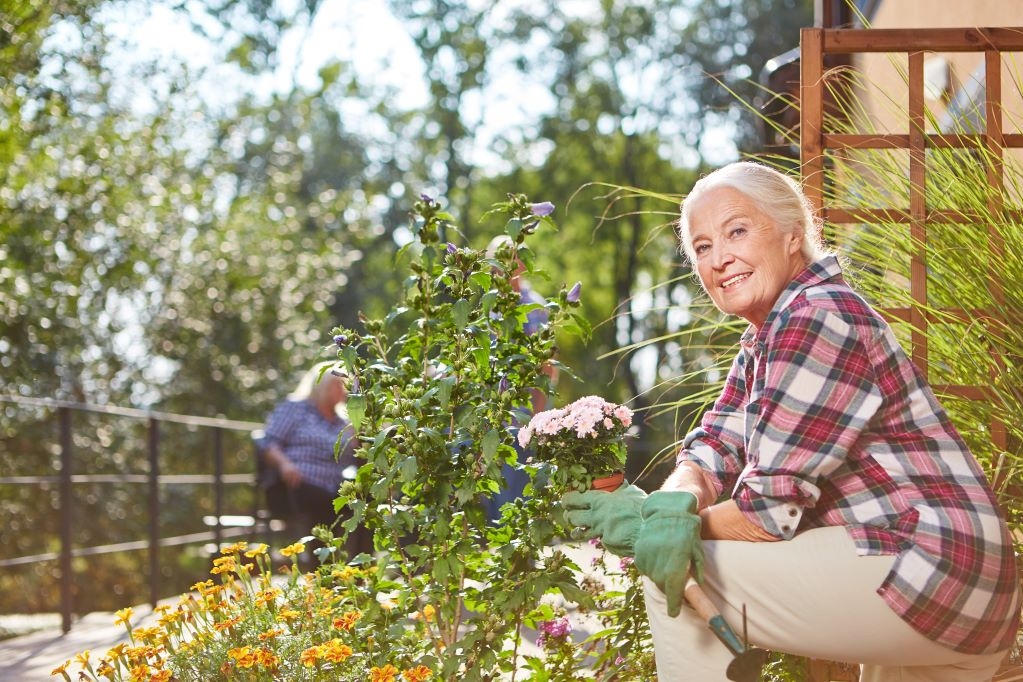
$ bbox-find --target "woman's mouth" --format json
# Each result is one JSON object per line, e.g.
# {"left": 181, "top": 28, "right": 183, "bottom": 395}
{"left": 720, "top": 272, "right": 751, "bottom": 289}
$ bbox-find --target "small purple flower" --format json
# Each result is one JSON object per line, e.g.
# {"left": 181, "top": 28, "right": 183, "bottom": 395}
{"left": 498, "top": 375, "right": 509, "bottom": 394}
{"left": 350, "top": 375, "right": 360, "bottom": 393}
{"left": 333, "top": 334, "right": 348, "bottom": 348}
{"left": 446, "top": 242, "right": 457, "bottom": 254}
{"left": 420, "top": 193, "right": 434, "bottom": 204}
{"left": 530, "top": 201, "right": 555, "bottom": 217}
{"left": 566, "top": 281, "right": 582, "bottom": 303}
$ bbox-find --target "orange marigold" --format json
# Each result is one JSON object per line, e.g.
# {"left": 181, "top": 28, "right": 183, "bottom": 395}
{"left": 322, "top": 639, "right": 353, "bottom": 663}
{"left": 404, "top": 664, "right": 433, "bottom": 681}
{"left": 300, "top": 645, "right": 322, "bottom": 667}
{"left": 369, "top": 663, "right": 400, "bottom": 682}
{"left": 333, "top": 609, "right": 362, "bottom": 631}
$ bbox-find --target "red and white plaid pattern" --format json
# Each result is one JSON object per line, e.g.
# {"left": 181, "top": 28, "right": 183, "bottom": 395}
{"left": 679, "top": 256, "right": 1020, "bottom": 655}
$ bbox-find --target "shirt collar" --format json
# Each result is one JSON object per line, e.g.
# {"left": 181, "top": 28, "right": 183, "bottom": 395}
{"left": 740, "top": 255, "right": 843, "bottom": 352}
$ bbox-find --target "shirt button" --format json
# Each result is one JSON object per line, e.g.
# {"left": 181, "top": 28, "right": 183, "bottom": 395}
{"left": 781, "top": 525, "right": 791, "bottom": 533}
{"left": 788, "top": 508, "right": 798, "bottom": 517}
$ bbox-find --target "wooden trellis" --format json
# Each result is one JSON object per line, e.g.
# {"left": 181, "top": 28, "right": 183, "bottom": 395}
{"left": 799, "top": 27, "right": 1023, "bottom": 457}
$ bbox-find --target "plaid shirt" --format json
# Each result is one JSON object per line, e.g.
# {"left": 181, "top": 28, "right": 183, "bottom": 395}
{"left": 679, "top": 255, "right": 1020, "bottom": 655}
{"left": 264, "top": 399, "right": 356, "bottom": 494}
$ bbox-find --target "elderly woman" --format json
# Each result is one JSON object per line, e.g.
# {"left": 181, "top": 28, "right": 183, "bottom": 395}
{"left": 565, "top": 161, "right": 1020, "bottom": 681}
{"left": 261, "top": 362, "right": 365, "bottom": 554}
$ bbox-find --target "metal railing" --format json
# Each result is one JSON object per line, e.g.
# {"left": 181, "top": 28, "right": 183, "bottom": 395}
{"left": 0, "top": 395, "right": 264, "bottom": 633}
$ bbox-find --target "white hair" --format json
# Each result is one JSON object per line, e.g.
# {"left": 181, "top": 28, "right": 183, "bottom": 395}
{"left": 677, "top": 161, "right": 830, "bottom": 265}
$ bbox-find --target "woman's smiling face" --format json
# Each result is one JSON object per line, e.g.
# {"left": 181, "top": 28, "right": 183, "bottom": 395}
{"left": 687, "top": 186, "right": 807, "bottom": 328}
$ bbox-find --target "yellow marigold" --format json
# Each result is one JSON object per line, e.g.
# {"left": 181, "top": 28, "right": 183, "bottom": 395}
{"left": 334, "top": 566, "right": 360, "bottom": 581}
{"left": 128, "top": 663, "right": 150, "bottom": 682}
{"left": 422, "top": 604, "right": 436, "bottom": 623}
{"left": 210, "top": 556, "right": 237, "bottom": 575}
{"left": 321, "top": 639, "right": 353, "bottom": 664}
{"left": 73, "top": 650, "right": 90, "bottom": 667}
{"left": 50, "top": 659, "right": 71, "bottom": 675}
{"left": 244, "top": 543, "right": 268, "bottom": 558}
{"left": 333, "top": 609, "right": 361, "bottom": 631}
{"left": 369, "top": 664, "right": 400, "bottom": 682}
{"left": 220, "top": 541, "right": 248, "bottom": 555}
{"left": 258, "top": 627, "right": 283, "bottom": 641}
{"left": 96, "top": 660, "right": 115, "bottom": 678}
{"left": 191, "top": 579, "right": 215, "bottom": 594}
{"left": 229, "top": 646, "right": 258, "bottom": 669}
{"left": 256, "top": 588, "right": 282, "bottom": 607}
{"left": 107, "top": 643, "right": 128, "bottom": 659}
{"left": 150, "top": 671, "right": 172, "bottom": 682}
{"left": 133, "top": 626, "right": 163, "bottom": 644}
{"left": 404, "top": 664, "right": 433, "bottom": 682}
{"left": 213, "top": 615, "right": 242, "bottom": 632}
{"left": 114, "top": 607, "right": 134, "bottom": 627}
{"left": 300, "top": 645, "right": 322, "bottom": 667}
{"left": 280, "top": 542, "right": 306, "bottom": 557}
{"left": 277, "top": 608, "right": 301, "bottom": 622}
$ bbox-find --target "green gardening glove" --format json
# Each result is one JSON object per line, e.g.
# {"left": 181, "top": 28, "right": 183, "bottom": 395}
{"left": 632, "top": 490, "right": 705, "bottom": 618}
{"left": 561, "top": 484, "right": 647, "bottom": 557}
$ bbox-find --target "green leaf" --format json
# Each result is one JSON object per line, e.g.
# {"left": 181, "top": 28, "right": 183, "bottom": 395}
{"left": 452, "top": 298, "right": 470, "bottom": 329}
{"left": 346, "top": 393, "right": 366, "bottom": 432}
{"left": 481, "top": 428, "right": 500, "bottom": 462}
{"left": 398, "top": 455, "right": 418, "bottom": 482}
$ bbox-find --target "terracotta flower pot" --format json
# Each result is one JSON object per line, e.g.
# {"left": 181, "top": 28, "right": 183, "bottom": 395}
{"left": 591, "top": 470, "right": 624, "bottom": 493}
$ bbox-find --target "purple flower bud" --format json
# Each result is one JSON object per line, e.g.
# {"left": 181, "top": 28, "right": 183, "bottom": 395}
{"left": 420, "top": 193, "right": 434, "bottom": 203}
{"left": 498, "top": 375, "right": 509, "bottom": 394}
{"left": 446, "top": 242, "right": 457, "bottom": 254}
{"left": 530, "top": 201, "right": 554, "bottom": 217}
{"left": 333, "top": 334, "right": 348, "bottom": 348}
{"left": 350, "top": 375, "right": 360, "bottom": 393}
{"left": 566, "top": 281, "right": 582, "bottom": 303}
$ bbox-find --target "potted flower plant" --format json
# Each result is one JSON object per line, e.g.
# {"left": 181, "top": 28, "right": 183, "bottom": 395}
{"left": 518, "top": 395, "right": 634, "bottom": 493}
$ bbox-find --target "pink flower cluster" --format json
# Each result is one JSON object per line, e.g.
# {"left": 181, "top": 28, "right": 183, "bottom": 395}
{"left": 536, "top": 616, "right": 573, "bottom": 648}
{"left": 518, "top": 395, "right": 633, "bottom": 448}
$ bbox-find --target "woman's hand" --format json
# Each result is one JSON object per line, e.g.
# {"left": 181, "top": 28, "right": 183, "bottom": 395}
{"left": 278, "top": 458, "right": 302, "bottom": 488}
{"left": 699, "top": 500, "right": 779, "bottom": 541}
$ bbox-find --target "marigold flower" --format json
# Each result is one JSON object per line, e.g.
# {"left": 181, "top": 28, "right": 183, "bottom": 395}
{"left": 333, "top": 609, "right": 361, "bottom": 631}
{"left": 244, "top": 543, "right": 268, "bottom": 558}
{"left": 280, "top": 542, "right": 306, "bottom": 557}
{"left": 322, "top": 639, "right": 353, "bottom": 663}
{"left": 404, "top": 664, "right": 433, "bottom": 681}
{"left": 128, "top": 663, "right": 151, "bottom": 682}
{"left": 369, "top": 664, "right": 401, "bottom": 682}
{"left": 50, "top": 659, "right": 71, "bottom": 676}
{"left": 151, "top": 671, "right": 172, "bottom": 682}
{"left": 73, "top": 650, "right": 90, "bottom": 667}
{"left": 220, "top": 541, "right": 248, "bottom": 555}
{"left": 114, "top": 607, "right": 134, "bottom": 627}
{"left": 300, "top": 645, "right": 321, "bottom": 667}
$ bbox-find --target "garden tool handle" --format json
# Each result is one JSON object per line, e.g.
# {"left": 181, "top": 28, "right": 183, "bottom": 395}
{"left": 684, "top": 577, "right": 747, "bottom": 656}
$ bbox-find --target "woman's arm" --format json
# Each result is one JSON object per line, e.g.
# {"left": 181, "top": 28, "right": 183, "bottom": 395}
{"left": 662, "top": 461, "right": 777, "bottom": 541}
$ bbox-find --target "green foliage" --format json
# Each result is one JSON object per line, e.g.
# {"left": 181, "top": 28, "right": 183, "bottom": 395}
{"left": 325, "top": 194, "right": 652, "bottom": 679}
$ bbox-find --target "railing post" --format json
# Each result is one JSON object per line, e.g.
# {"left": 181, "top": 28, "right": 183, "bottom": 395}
{"left": 58, "top": 406, "right": 73, "bottom": 634}
{"left": 213, "top": 427, "right": 224, "bottom": 549}
{"left": 148, "top": 417, "right": 159, "bottom": 609}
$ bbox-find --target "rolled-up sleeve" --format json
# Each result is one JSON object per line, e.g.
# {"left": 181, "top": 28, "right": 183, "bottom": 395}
{"left": 735, "top": 305, "right": 884, "bottom": 538}
{"left": 677, "top": 352, "right": 750, "bottom": 501}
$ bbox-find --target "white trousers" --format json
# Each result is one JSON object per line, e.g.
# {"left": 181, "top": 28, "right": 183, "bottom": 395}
{"left": 644, "top": 526, "right": 1008, "bottom": 681}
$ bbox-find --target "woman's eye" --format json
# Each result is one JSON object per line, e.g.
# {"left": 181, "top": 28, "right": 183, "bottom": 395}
{"left": 728, "top": 226, "right": 747, "bottom": 238}
{"left": 693, "top": 243, "right": 710, "bottom": 255}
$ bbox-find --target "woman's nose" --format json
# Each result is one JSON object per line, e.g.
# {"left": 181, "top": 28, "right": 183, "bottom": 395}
{"left": 710, "top": 243, "right": 734, "bottom": 269}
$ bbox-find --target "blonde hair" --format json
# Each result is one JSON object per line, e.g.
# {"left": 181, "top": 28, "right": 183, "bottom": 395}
{"left": 677, "top": 161, "right": 830, "bottom": 265}
{"left": 288, "top": 361, "right": 345, "bottom": 403}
